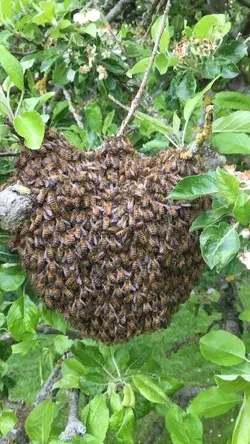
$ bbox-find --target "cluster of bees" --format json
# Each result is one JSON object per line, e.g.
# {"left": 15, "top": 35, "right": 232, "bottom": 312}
{"left": 7, "top": 130, "right": 209, "bottom": 343}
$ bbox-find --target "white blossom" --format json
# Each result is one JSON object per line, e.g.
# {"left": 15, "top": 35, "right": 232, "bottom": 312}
{"left": 73, "top": 12, "right": 88, "bottom": 25}
{"left": 239, "top": 251, "right": 250, "bottom": 269}
{"left": 97, "top": 65, "right": 108, "bottom": 80}
{"left": 86, "top": 9, "right": 100, "bottom": 22}
{"left": 241, "top": 228, "right": 250, "bottom": 239}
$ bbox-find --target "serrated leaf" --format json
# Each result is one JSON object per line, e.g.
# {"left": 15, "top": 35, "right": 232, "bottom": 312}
{"left": 200, "top": 222, "right": 240, "bottom": 269}
{"left": 216, "top": 167, "right": 239, "bottom": 204}
{"left": 168, "top": 173, "right": 218, "bottom": 200}
{"left": 25, "top": 399, "right": 54, "bottom": 444}
{"left": 0, "top": 264, "right": 25, "bottom": 291}
{"left": 166, "top": 404, "right": 203, "bottom": 444}
{"left": 122, "top": 384, "right": 135, "bottom": 408}
{"left": 133, "top": 375, "right": 168, "bottom": 404}
{"left": 232, "top": 394, "right": 250, "bottom": 444}
{"left": 81, "top": 395, "right": 109, "bottom": 442}
{"left": 213, "top": 92, "right": 250, "bottom": 110}
{"left": 213, "top": 111, "right": 250, "bottom": 133}
{"left": 85, "top": 102, "right": 102, "bottom": 135}
{"left": 41, "top": 306, "right": 67, "bottom": 334}
{"left": 14, "top": 111, "right": 45, "bottom": 150}
{"left": 71, "top": 341, "right": 104, "bottom": 369}
{"left": 0, "top": 45, "right": 24, "bottom": 90}
{"left": 0, "top": 411, "right": 18, "bottom": 436}
{"left": 109, "top": 407, "right": 135, "bottom": 444}
{"left": 233, "top": 191, "right": 250, "bottom": 226}
{"left": 7, "top": 295, "right": 39, "bottom": 341}
{"left": 190, "top": 207, "right": 229, "bottom": 232}
{"left": 200, "top": 330, "right": 246, "bottom": 366}
{"left": 187, "top": 387, "right": 241, "bottom": 418}
{"left": 127, "top": 57, "right": 151, "bottom": 78}
{"left": 212, "top": 133, "right": 250, "bottom": 155}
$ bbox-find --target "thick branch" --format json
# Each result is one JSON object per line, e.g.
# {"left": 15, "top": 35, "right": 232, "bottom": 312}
{"left": 0, "top": 182, "right": 33, "bottom": 232}
{"left": 118, "top": 0, "right": 171, "bottom": 136}
{"left": 105, "top": 0, "right": 132, "bottom": 22}
{"left": 0, "top": 324, "right": 81, "bottom": 344}
{"left": 219, "top": 278, "right": 243, "bottom": 337}
{"left": 60, "top": 390, "right": 86, "bottom": 441}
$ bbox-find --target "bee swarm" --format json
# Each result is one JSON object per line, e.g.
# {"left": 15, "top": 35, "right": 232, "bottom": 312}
{"left": 8, "top": 130, "right": 209, "bottom": 343}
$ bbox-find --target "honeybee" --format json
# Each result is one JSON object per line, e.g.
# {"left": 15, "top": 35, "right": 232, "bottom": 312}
{"left": 108, "top": 273, "right": 116, "bottom": 284}
{"left": 44, "top": 297, "right": 54, "bottom": 308}
{"left": 48, "top": 261, "right": 56, "bottom": 274}
{"left": 143, "top": 302, "right": 151, "bottom": 314}
{"left": 152, "top": 316, "right": 161, "bottom": 329}
{"left": 124, "top": 294, "right": 133, "bottom": 304}
{"left": 64, "top": 289, "right": 74, "bottom": 300}
{"left": 144, "top": 317, "right": 152, "bottom": 331}
{"left": 103, "top": 217, "right": 110, "bottom": 230}
{"left": 117, "top": 268, "right": 125, "bottom": 283}
{"left": 42, "top": 223, "right": 50, "bottom": 240}
{"left": 30, "top": 253, "right": 37, "bottom": 270}
{"left": 128, "top": 320, "right": 136, "bottom": 331}
{"left": 109, "top": 236, "right": 117, "bottom": 251}
{"left": 92, "top": 318, "right": 100, "bottom": 329}
{"left": 137, "top": 230, "right": 147, "bottom": 244}
{"left": 64, "top": 234, "right": 75, "bottom": 247}
{"left": 104, "top": 202, "right": 112, "bottom": 216}
{"left": 37, "top": 189, "right": 47, "bottom": 205}
{"left": 130, "top": 245, "right": 137, "bottom": 260}
{"left": 65, "top": 250, "right": 74, "bottom": 264}
{"left": 46, "top": 246, "right": 54, "bottom": 260}
{"left": 134, "top": 293, "right": 143, "bottom": 306}
{"left": 148, "top": 223, "right": 157, "bottom": 236}
{"left": 92, "top": 251, "right": 105, "bottom": 262}
{"left": 62, "top": 265, "right": 71, "bottom": 278}
{"left": 116, "top": 228, "right": 129, "bottom": 239}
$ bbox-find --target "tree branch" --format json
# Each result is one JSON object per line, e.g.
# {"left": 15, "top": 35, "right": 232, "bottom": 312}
{"left": 219, "top": 278, "right": 243, "bottom": 337}
{"left": 0, "top": 152, "right": 19, "bottom": 157}
{"left": 0, "top": 182, "right": 33, "bottom": 232}
{"left": 117, "top": 0, "right": 171, "bottom": 136}
{"left": 105, "top": 0, "right": 133, "bottom": 22}
{"left": 60, "top": 390, "right": 86, "bottom": 441}
{"left": 0, "top": 324, "right": 81, "bottom": 344}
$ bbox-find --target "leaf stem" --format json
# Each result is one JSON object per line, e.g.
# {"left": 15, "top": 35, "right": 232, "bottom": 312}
{"left": 15, "top": 90, "right": 24, "bottom": 118}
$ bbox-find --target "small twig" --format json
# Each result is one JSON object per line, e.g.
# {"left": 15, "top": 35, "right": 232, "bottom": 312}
{"left": 62, "top": 88, "right": 84, "bottom": 129}
{"left": 60, "top": 390, "right": 86, "bottom": 441}
{"left": 165, "top": 320, "right": 219, "bottom": 358}
{"left": 0, "top": 152, "right": 19, "bottom": 157}
{"left": 118, "top": 0, "right": 171, "bottom": 136}
{"left": 0, "top": 324, "right": 81, "bottom": 344}
{"left": 105, "top": 0, "right": 132, "bottom": 22}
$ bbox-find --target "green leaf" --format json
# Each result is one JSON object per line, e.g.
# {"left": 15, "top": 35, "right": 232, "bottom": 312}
{"left": 71, "top": 341, "right": 105, "bottom": 370}
{"left": 79, "top": 372, "right": 107, "bottom": 396}
{"left": 122, "top": 384, "right": 135, "bottom": 408}
{"left": 126, "top": 57, "right": 151, "bottom": 78}
{"left": 221, "top": 63, "right": 239, "bottom": 79}
{"left": 74, "top": 435, "right": 103, "bottom": 444}
{"left": 133, "top": 375, "right": 168, "bottom": 404}
{"left": 102, "top": 110, "right": 115, "bottom": 135}
{"left": 7, "top": 295, "right": 39, "bottom": 341}
{"left": 200, "top": 330, "right": 246, "bottom": 366}
{"left": 202, "top": 60, "right": 221, "bottom": 79}
{"left": 25, "top": 399, "right": 54, "bottom": 444}
{"left": 32, "top": 1, "right": 55, "bottom": 25}
{"left": 0, "top": 358, "right": 8, "bottom": 377}
{"left": 110, "top": 393, "right": 122, "bottom": 413}
{"left": 190, "top": 207, "right": 229, "bottom": 232}
{"left": 187, "top": 387, "right": 241, "bottom": 418}
{"left": 82, "top": 23, "right": 97, "bottom": 38}
{"left": 53, "top": 373, "right": 80, "bottom": 389}
{"left": 136, "top": 111, "right": 170, "bottom": 135}
{"left": 0, "top": 411, "right": 18, "bottom": 436}
{"left": 232, "top": 394, "right": 250, "bottom": 444}
{"left": 0, "top": 340, "right": 12, "bottom": 361}
{"left": 193, "top": 14, "right": 221, "bottom": 39}
{"left": 166, "top": 404, "right": 203, "bottom": 444}
{"left": 54, "top": 335, "right": 73, "bottom": 355}
{"left": 168, "top": 173, "right": 218, "bottom": 200}
{"left": 212, "top": 133, "right": 250, "bottom": 155}
{"left": 62, "top": 357, "right": 86, "bottom": 376}
{"left": 0, "top": 264, "right": 25, "bottom": 291}
{"left": 109, "top": 407, "right": 135, "bottom": 444}
{"left": 155, "top": 54, "right": 169, "bottom": 75}
{"left": 239, "top": 307, "right": 250, "bottom": 322}
{"left": 0, "top": 0, "right": 13, "bottom": 22}
{"left": 85, "top": 103, "right": 102, "bottom": 135}
{"left": 176, "top": 72, "right": 196, "bottom": 100}
{"left": 213, "top": 92, "right": 250, "bottom": 110}
{"left": 14, "top": 111, "right": 45, "bottom": 150}
{"left": 22, "top": 92, "right": 55, "bottom": 112}
{"left": 216, "top": 167, "right": 239, "bottom": 204}
{"left": 215, "top": 374, "right": 250, "bottom": 393}
{"left": 200, "top": 222, "right": 240, "bottom": 269}
{"left": 217, "top": 41, "right": 247, "bottom": 63}
{"left": 0, "top": 45, "right": 24, "bottom": 90}
{"left": 184, "top": 78, "right": 218, "bottom": 123}
{"left": 81, "top": 395, "right": 109, "bottom": 442}
{"left": 41, "top": 306, "right": 67, "bottom": 334}
{"left": 213, "top": 111, "right": 250, "bottom": 133}
{"left": 151, "top": 16, "right": 171, "bottom": 53}
{"left": 233, "top": 192, "right": 250, "bottom": 226}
